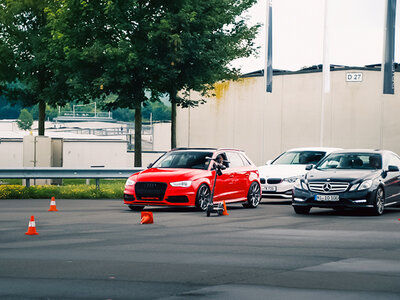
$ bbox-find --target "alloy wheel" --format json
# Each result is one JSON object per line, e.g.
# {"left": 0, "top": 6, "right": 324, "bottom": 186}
{"left": 375, "top": 188, "right": 384, "bottom": 215}
{"left": 197, "top": 185, "right": 210, "bottom": 211}
{"left": 248, "top": 183, "right": 261, "bottom": 207}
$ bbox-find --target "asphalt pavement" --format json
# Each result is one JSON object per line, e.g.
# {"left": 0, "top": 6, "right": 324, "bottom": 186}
{"left": 0, "top": 198, "right": 400, "bottom": 299}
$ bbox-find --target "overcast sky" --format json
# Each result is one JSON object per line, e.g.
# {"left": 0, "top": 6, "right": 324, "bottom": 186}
{"left": 232, "top": 0, "right": 400, "bottom": 73}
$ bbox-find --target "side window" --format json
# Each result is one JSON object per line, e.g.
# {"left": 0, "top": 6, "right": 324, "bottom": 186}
{"left": 226, "top": 152, "right": 245, "bottom": 168}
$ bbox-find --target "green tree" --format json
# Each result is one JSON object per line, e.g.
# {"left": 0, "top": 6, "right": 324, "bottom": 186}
{"left": 0, "top": 0, "right": 69, "bottom": 136}
{"left": 151, "top": 0, "right": 260, "bottom": 148}
{"left": 47, "top": 0, "right": 165, "bottom": 167}
{"left": 0, "top": 96, "right": 22, "bottom": 119}
{"left": 142, "top": 101, "right": 171, "bottom": 122}
{"left": 17, "top": 109, "right": 33, "bottom": 131}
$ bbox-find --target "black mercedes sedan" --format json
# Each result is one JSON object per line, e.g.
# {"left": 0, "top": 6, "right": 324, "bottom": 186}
{"left": 292, "top": 149, "right": 400, "bottom": 215}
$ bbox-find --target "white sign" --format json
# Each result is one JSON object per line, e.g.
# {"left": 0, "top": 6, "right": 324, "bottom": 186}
{"left": 346, "top": 72, "right": 363, "bottom": 82}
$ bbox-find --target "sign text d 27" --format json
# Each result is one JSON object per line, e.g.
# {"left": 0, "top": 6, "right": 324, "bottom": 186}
{"left": 346, "top": 72, "right": 363, "bottom": 82}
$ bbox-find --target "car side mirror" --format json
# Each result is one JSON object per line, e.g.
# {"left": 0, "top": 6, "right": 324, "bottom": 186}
{"left": 305, "top": 164, "right": 313, "bottom": 170}
{"left": 265, "top": 160, "right": 272, "bottom": 165}
{"left": 387, "top": 165, "right": 399, "bottom": 172}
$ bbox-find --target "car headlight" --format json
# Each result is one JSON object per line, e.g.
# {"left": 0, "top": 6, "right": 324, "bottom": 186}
{"left": 358, "top": 180, "right": 372, "bottom": 190}
{"left": 125, "top": 179, "right": 135, "bottom": 186}
{"left": 301, "top": 181, "right": 308, "bottom": 190}
{"left": 293, "top": 179, "right": 301, "bottom": 189}
{"left": 284, "top": 175, "right": 302, "bottom": 183}
{"left": 294, "top": 179, "right": 308, "bottom": 190}
{"left": 170, "top": 180, "right": 192, "bottom": 187}
{"left": 349, "top": 183, "right": 360, "bottom": 191}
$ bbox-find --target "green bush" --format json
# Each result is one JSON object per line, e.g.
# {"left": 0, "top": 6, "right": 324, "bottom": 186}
{"left": 0, "top": 183, "right": 124, "bottom": 199}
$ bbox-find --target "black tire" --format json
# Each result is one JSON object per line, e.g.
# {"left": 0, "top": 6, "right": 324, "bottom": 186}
{"left": 371, "top": 187, "right": 385, "bottom": 216}
{"left": 129, "top": 205, "right": 144, "bottom": 211}
{"left": 243, "top": 182, "right": 261, "bottom": 208}
{"left": 195, "top": 184, "right": 211, "bottom": 211}
{"left": 293, "top": 206, "right": 311, "bottom": 214}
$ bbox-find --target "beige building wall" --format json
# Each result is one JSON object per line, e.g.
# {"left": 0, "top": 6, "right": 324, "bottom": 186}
{"left": 62, "top": 139, "right": 129, "bottom": 168}
{"left": 177, "top": 69, "right": 400, "bottom": 166}
{"left": 0, "top": 139, "right": 23, "bottom": 168}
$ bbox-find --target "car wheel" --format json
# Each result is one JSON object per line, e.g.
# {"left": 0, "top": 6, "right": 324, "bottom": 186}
{"left": 371, "top": 187, "right": 385, "bottom": 216}
{"left": 243, "top": 182, "right": 261, "bottom": 208}
{"left": 293, "top": 206, "right": 311, "bottom": 214}
{"left": 129, "top": 205, "right": 144, "bottom": 211}
{"left": 195, "top": 184, "right": 210, "bottom": 211}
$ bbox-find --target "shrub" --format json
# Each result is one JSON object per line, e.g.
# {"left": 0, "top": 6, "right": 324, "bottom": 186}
{"left": 0, "top": 183, "right": 124, "bottom": 199}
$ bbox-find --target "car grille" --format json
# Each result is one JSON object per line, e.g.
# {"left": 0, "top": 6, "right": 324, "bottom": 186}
{"left": 267, "top": 178, "right": 282, "bottom": 184}
{"left": 308, "top": 182, "right": 349, "bottom": 193}
{"left": 135, "top": 182, "right": 167, "bottom": 201}
{"left": 260, "top": 178, "right": 266, "bottom": 184}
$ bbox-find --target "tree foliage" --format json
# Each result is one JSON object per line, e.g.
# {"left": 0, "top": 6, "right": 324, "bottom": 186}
{"left": 0, "top": 0, "right": 69, "bottom": 135}
{"left": 1, "top": 0, "right": 259, "bottom": 165}
{"left": 17, "top": 108, "right": 33, "bottom": 131}
{"left": 149, "top": 0, "right": 260, "bottom": 147}
{"left": 47, "top": 0, "right": 168, "bottom": 166}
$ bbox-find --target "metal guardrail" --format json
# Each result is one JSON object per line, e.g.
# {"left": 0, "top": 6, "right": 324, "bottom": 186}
{"left": 0, "top": 168, "right": 144, "bottom": 189}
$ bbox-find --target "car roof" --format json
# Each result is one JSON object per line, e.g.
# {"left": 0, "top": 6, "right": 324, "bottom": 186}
{"left": 328, "top": 149, "right": 386, "bottom": 154}
{"left": 170, "top": 147, "right": 243, "bottom": 152}
{"left": 286, "top": 147, "right": 342, "bottom": 153}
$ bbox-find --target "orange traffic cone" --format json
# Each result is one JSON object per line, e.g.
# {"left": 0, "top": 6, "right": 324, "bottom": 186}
{"left": 222, "top": 201, "right": 229, "bottom": 216}
{"left": 25, "top": 216, "right": 39, "bottom": 235}
{"left": 140, "top": 211, "right": 154, "bottom": 224}
{"left": 48, "top": 197, "right": 58, "bottom": 212}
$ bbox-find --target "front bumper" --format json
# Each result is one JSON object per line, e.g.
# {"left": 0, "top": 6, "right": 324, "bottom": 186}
{"left": 292, "top": 187, "right": 376, "bottom": 209}
{"left": 123, "top": 184, "right": 197, "bottom": 207}
{"left": 261, "top": 181, "right": 294, "bottom": 199}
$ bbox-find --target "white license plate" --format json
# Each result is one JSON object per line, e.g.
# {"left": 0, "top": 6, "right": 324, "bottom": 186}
{"left": 315, "top": 194, "right": 339, "bottom": 201}
{"left": 263, "top": 186, "right": 277, "bottom": 192}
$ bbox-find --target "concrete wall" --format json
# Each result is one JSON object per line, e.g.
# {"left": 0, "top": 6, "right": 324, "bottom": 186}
{"left": 153, "top": 122, "right": 171, "bottom": 151}
{"left": 63, "top": 139, "right": 130, "bottom": 168}
{"left": 0, "top": 137, "right": 166, "bottom": 169}
{"left": 176, "top": 70, "right": 400, "bottom": 166}
{"left": 0, "top": 139, "right": 23, "bottom": 168}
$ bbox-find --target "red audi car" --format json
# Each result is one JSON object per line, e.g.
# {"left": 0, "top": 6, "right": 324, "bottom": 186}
{"left": 124, "top": 148, "right": 261, "bottom": 211}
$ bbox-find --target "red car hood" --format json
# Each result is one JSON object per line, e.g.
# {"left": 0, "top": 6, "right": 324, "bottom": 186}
{"left": 135, "top": 168, "right": 208, "bottom": 182}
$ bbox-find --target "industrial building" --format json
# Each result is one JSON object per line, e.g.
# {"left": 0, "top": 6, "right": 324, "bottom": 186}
{"left": 176, "top": 64, "right": 400, "bottom": 166}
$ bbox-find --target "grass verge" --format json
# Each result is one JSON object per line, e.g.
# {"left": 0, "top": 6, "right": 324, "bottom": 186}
{"left": 0, "top": 182, "right": 124, "bottom": 199}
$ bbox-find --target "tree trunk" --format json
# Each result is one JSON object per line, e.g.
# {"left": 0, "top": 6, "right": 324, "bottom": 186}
{"left": 38, "top": 100, "right": 46, "bottom": 136}
{"left": 170, "top": 91, "right": 177, "bottom": 149}
{"left": 134, "top": 102, "right": 142, "bottom": 167}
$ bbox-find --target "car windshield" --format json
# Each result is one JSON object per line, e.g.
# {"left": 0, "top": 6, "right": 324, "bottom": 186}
{"left": 272, "top": 151, "right": 326, "bottom": 165}
{"left": 317, "top": 153, "right": 382, "bottom": 170}
{"left": 152, "top": 151, "right": 214, "bottom": 169}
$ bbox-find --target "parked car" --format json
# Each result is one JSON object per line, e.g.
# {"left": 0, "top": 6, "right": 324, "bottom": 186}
{"left": 124, "top": 148, "right": 261, "bottom": 211}
{"left": 292, "top": 149, "right": 400, "bottom": 215}
{"left": 258, "top": 147, "right": 341, "bottom": 199}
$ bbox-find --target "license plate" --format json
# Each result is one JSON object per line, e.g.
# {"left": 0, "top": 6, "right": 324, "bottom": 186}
{"left": 315, "top": 194, "right": 339, "bottom": 201}
{"left": 263, "top": 186, "right": 277, "bottom": 192}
